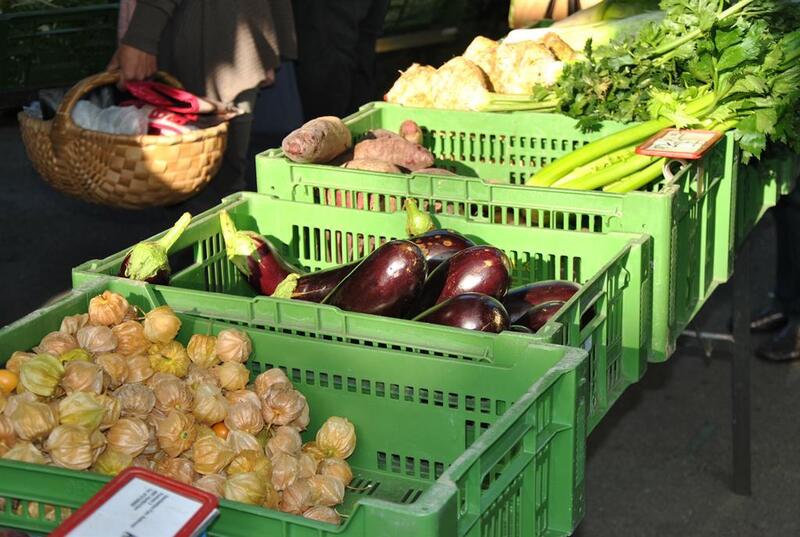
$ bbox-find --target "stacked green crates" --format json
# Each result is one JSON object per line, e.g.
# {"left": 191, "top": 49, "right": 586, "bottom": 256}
{"left": 72, "top": 193, "right": 652, "bottom": 432}
{"left": 0, "top": 278, "right": 588, "bottom": 537}
{"left": 256, "top": 102, "right": 737, "bottom": 361}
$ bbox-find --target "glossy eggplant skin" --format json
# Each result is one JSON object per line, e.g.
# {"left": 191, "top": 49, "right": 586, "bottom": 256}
{"left": 408, "top": 229, "right": 475, "bottom": 271}
{"left": 518, "top": 301, "right": 565, "bottom": 332}
{"left": 118, "top": 253, "right": 170, "bottom": 285}
{"left": 414, "top": 245, "right": 511, "bottom": 315}
{"left": 502, "top": 281, "right": 580, "bottom": 324}
{"left": 413, "top": 293, "right": 509, "bottom": 333}
{"left": 508, "top": 325, "right": 533, "bottom": 334}
{"left": 323, "top": 240, "right": 426, "bottom": 318}
{"left": 290, "top": 262, "right": 358, "bottom": 303}
{"left": 249, "top": 237, "right": 305, "bottom": 295}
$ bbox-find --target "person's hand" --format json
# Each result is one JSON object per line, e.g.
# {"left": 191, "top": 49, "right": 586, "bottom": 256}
{"left": 107, "top": 44, "right": 157, "bottom": 87}
{"left": 260, "top": 68, "right": 276, "bottom": 88}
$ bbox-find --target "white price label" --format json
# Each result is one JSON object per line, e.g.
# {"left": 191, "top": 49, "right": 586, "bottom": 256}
{"left": 69, "top": 477, "right": 203, "bottom": 537}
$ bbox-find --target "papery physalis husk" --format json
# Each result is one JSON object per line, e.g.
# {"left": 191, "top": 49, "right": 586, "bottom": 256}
{"left": 192, "top": 433, "right": 235, "bottom": 474}
{"left": 301, "top": 441, "right": 326, "bottom": 464}
{"left": 303, "top": 506, "right": 341, "bottom": 525}
{"left": 61, "top": 361, "right": 104, "bottom": 394}
{"left": 298, "top": 452, "right": 319, "bottom": 480}
{"left": 95, "top": 393, "right": 121, "bottom": 430}
{"left": 153, "top": 377, "right": 193, "bottom": 413}
{"left": 155, "top": 456, "right": 197, "bottom": 485}
{"left": 148, "top": 341, "right": 190, "bottom": 378}
{"left": 224, "top": 401, "right": 263, "bottom": 435}
{"left": 223, "top": 472, "right": 266, "bottom": 505}
{"left": 0, "top": 415, "right": 16, "bottom": 454}
{"left": 260, "top": 385, "right": 305, "bottom": 426}
{"left": 112, "top": 321, "right": 150, "bottom": 357}
{"left": 60, "top": 313, "right": 89, "bottom": 336}
{"left": 90, "top": 428, "right": 107, "bottom": 462}
{"left": 34, "top": 331, "right": 78, "bottom": 357}
{"left": 186, "top": 364, "right": 219, "bottom": 390}
{"left": 196, "top": 424, "right": 216, "bottom": 440}
{"left": 263, "top": 482, "right": 281, "bottom": 510}
{"left": 193, "top": 474, "right": 226, "bottom": 497}
{"left": 106, "top": 417, "right": 150, "bottom": 457}
{"left": 191, "top": 383, "right": 228, "bottom": 425}
{"left": 143, "top": 306, "right": 181, "bottom": 344}
{"left": 95, "top": 353, "right": 128, "bottom": 389}
{"left": 267, "top": 426, "right": 302, "bottom": 457}
{"left": 270, "top": 452, "right": 299, "bottom": 491}
{"left": 3, "top": 391, "right": 37, "bottom": 418}
{"left": 156, "top": 410, "right": 196, "bottom": 457}
{"left": 308, "top": 475, "right": 345, "bottom": 507}
{"left": 11, "top": 399, "right": 57, "bottom": 441}
{"left": 6, "top": 352, "right": 34, "bottom": 376}
{"left": 19, "top": 354, "right": 64, "bottom": 397}
{"left": 319, "top": 458, "right": 353, "bottom": 486}
{"left": 58, "top": 392, "right": 105, "bottom": 431}
{"left": 46, "top": 424, "right": 94, "bottom": 470}
{"left": 143, "top": 420, "right": 160, "bottom": 455}
{"left": 60, "top": 348, "right": 91, "bottom": 364}
{"left": 316, "top": 417, "right": 356, "bottom": 460}
{"left": 227, "top": 449, "right": 272, "bottom": 478}
{"left": 1, "top": 441, "right": 47, "bottom": 464}
{"left": 125, "top": 354, "right": 154, "bottom": 384}
{"left": 254, "top": 368, "right": 290, "bottom": 399}
{"left": 0, "top": 391, "right": 5, "bottom": 415}
{"left": 226, "top": 429, "right": 261, "bottom": 455}
{"left": 212, "top": 362, "right": 249, "bottom": 392}
{"left": 187, "top": 334, "right": 219, "bottom": 369}
{"left": 114, "top": 384, "right": 155, "bottom": 418}
{"left": 131, "top": 454, "right": 154, "bottom": 470}
{"left": 147, "top": 372, "right": 179, "bottom": 389}
{"left": 287, "top": 400, "right": 310, "bottom": 432}
{"left": 76, "top": 325, "right": 117, "bottom": 354}
{"left": 92, "top": 448, "right": 133, "bottom": 476}
{"left": 215, "top": 329, "right": 252, "bottom": 364}
{"left": 89, "top": 291, "right": 130, "bottom": 327}
{"left": 225, "top": 389, "right": 261, "bottom": 410}
{"left": 280, "top": 479, "right": 315, "bottom": 514}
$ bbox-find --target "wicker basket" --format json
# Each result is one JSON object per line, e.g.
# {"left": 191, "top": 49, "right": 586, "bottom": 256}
{"left": 19, "top": 71, "right": 228, "bottom": 209}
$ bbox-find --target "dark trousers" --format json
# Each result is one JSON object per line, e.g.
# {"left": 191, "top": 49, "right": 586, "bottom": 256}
{"left": 293, "top": 0, "right": 391, "bottom": 120}
{"left": 775, "top": 187, "right": 800, "bottom": 316}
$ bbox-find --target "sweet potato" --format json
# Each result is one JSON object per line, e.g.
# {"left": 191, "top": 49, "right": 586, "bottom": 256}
{"left": 353, "top": 138, "right": 434, "bottom": 171}
{"left": 342, "top": 159, "right": 403, "bottom": 173}
{"left": 399, "top": 120, "right": 423, "bottom": 145}
{"left": 414, "top": 167, "right": 456, "bottom": 176}
{"left": 281, "top": 116, "right": 352, "bottom": 163}
{"left": 364, "top": 129, "right": 402, "bottom": 141}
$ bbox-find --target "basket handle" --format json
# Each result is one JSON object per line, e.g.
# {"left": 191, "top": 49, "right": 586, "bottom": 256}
{"left": 50, "top": 70, "right": 182, "bottom": 157}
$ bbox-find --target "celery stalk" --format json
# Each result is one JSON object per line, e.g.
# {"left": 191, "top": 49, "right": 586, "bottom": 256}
{"left": 554, "top": 154, "right": 657, "bottom": 190}
{"left": 603, "top": 159, "right": 665, "bottom": 192}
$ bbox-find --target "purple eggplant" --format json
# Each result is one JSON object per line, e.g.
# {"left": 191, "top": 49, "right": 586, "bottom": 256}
{"left": 271, "top": 261, "right": 359, "bottom": 303}
{"left": 219, "top": 210, "right": 305, "bottom": 295}
{"left": 322, "top": 240, "right": 426, "bottom": 318}
{"left": 414, "top": 245, "right": 512, "bottom": 315}
{"left": 508, "top": 325, "right": 533, "bottom": 333}
{"left": 118, "top": 212, "right": 192, "bottom": 284}
{"left": 502, "top": 280, "right": 581, "bottom": 324}
{"left": 409, "top": 229, "right": 475, "bottom": 271}
{"left": 413, "top": 293, "right": 509, "bottom": 333}
{"left": 517, "top": 301, "right": 565, "bottom": 332}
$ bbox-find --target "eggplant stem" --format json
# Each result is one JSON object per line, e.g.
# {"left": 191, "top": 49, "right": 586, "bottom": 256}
{"left": 271, "top": 273, "right": 301, "bottom": 299}
{"left": 404, "top": 198, "right": 435, "bottom": 236}
{"left": 156, "top": 212, "right": 192, "bottom": 253}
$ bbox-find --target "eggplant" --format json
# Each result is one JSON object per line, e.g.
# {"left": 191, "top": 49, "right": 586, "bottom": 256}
{"left": 508, "top": 325, "right": 533, "bottom": 333}
{"left": 502, "top": 280, "right": 581, "bottom": 324}
{"left": 409, "top": 229, "right": 475, "bottom": 271}
{"left": 219, "top": 210, "right": 304, "bottom": 295}
{"left": 414, "top": 245, "right": 512, "bottom": 315}
{"left": 323, "top": 240, "right": 426, "bottom": 317}
{"left": 413, "top": 293, "right": 510, "bottom": 333}
{"left": 119, "top": 212, "right": 192, "bottom": 284}
{"left": 271, "top": 261, "right": 359, "bottom": 303}
{"left": 517, "top": 301, "right": 565, "bottom": 332}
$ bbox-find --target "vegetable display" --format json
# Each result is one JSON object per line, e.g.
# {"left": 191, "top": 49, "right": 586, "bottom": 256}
{"left": 0, "top": 292, "right": 358, "bottom": 525}
{"left": 220, "top": 204, "right": 583, "bottom": 335}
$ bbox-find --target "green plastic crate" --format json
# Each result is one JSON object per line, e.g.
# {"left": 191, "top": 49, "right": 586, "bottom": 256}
{"left": 0, "top": 4, "right": 119, "bottom": 93}
{"left": 0, "top": 278, "right": 588, "bottom": 537}
{"left": 256, "top": 102, "right": 735, "bottom": 362}
{"left": 72, "top": 193, "right": 651, "bottom": 432}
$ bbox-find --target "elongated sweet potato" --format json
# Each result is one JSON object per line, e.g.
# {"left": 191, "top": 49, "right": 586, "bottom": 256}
{"left": 342, "top": 159, "right": 402, "bottom": 173}
{"left": 364, "top": 129, "right": 402, "bottom": 141}
{"left": 282, "top": 116, "right": 352, "bottom": 163}
{"left": 399, "top": 120, "right": 423, "bottom": 145}
{"left": 353, "top": 137, "right": 434, "bottom": 171}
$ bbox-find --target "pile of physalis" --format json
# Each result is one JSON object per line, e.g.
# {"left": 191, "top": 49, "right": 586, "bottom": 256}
{"left": 0, "top": 290, "right": 356, "bottom": 525}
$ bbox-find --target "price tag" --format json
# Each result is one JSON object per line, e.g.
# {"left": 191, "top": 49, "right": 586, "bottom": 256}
{"left": 51, "top": 468, "right": 218, "bottom": 537}
{"left": 636, "top": 128, "right": 723, "bottom": 160}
